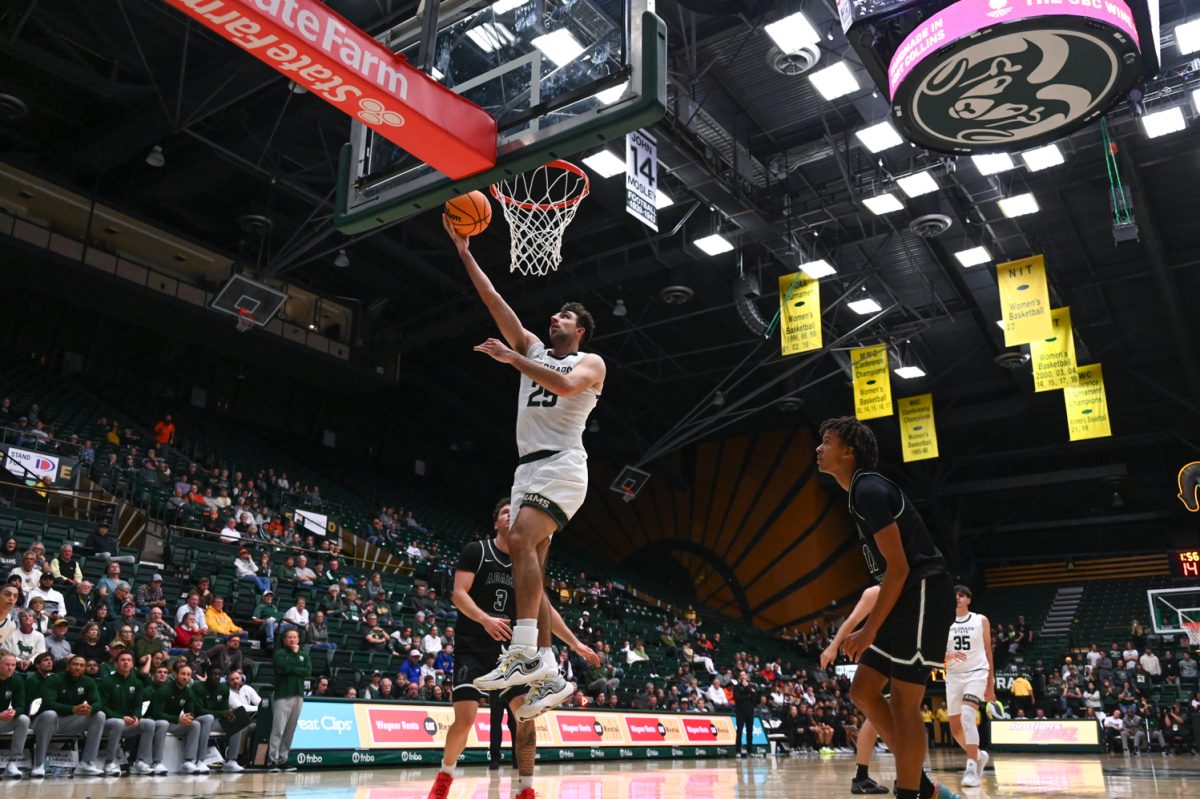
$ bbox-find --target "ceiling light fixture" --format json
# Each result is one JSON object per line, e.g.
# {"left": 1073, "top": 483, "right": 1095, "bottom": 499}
{"left": 998, "top": 193, "right": 1039, "bottom": 218}
{"left": 971, "top": 153, "right": 1016, "bottom": 175}
{"left": 145, "top": 145, "right": 165, "bottom": 168}
{"left": 799, "top": 258, "right": 837, "bottom": 279}
{"left": 1021, "top": 143, "right": 1064, "bottom": 172}
{"left": 855, "top": 121, "right": 904, "bottom": 153}
{"left": 954, "top": 246, "right": 991, "bottom": 267}
{"left": 809, "top": 61, "right": 859, "bottom": 100}
{"left": 765, "top": 11, "right": 821, "bottom": 53}
{"left": 491, "top": 0, "right": 528, "bottom": 14}
{"left": 896, "top": 170, "right": 938, "bottom": 197}
{"left": 532, "top": 29, "right": 585, "bottom": 67}
{"left": 863, "top": 193, "right": 903, "bottom": 215}
{"left": 693, "top": 233, "right": 734, "bottom": 256}
{"left": 1176, "top": 19, "right": 1200, "bottom": 54}
{"left": 581, "top": 150, "right": 625, "bottom": 178}
{"left": 894, "top": 365, "right": 926, "bottom": 379}
{"left": 847, "top": 297, "right": 882, "bottom": 315}
{"left": 466, "top": 21, "right": 515, "bottom": 53}
{"left": 334, "top": 249, "right": 350, "bottom": 268}
{"left": 1141, "top": 106, "right": 1186, "bottom": 138}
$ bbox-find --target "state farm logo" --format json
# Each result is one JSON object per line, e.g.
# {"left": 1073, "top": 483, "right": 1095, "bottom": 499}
{"left": 986, "top": 0, "right": 1013, "bottom": 19}
{"left": 358, "top": 98, "right": 403, "bottom": 127}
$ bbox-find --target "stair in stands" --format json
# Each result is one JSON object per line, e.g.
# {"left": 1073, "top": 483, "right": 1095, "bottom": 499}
{"left": 1040, "top": 585, "right": 1085, "bottom": 638}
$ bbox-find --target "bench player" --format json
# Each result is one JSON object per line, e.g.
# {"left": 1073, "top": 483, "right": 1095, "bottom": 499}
{"left": 428, "top": 499, "right": 598, "bottom": 799}
{"left": 945, "top": 585, "right": 994, "bottom": 787}
{"left": 445, "top": 216, "right": 604, "bottom": 719}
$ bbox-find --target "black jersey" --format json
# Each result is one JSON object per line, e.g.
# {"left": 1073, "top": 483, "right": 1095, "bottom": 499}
{"left": 848, "top": 470, "right": 948, "bottom": 589}
{"left": 453, "top": 538, "right": 515, "bottom": 655}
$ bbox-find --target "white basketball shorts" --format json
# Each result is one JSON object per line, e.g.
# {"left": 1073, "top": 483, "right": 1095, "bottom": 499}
{"left": 946, "top": 671, "right": 989, "bottom": 710}
{"left": 510, "top": 449, "right": 588, "bottom": 531}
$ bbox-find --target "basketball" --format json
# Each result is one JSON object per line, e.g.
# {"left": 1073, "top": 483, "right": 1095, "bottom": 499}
{"left": 445, "top": 190, "right": 492, "bottom": 237}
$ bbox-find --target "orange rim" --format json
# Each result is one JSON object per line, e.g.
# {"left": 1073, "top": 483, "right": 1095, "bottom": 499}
{"left": 489, "top": 160, "right": 590, "bottom": 211}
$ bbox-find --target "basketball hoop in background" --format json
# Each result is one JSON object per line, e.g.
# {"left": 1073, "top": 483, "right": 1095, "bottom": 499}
{"left": 1185, "top": 620, "right": 1200, "bottom": 648}
{"left": 490, "top": 160, "right": 589, "bottom": 276}
{"left": 235, "top": 308, "right": 256, "bottom": 333}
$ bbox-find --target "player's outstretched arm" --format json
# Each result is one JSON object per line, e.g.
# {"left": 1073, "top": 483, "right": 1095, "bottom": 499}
{"left": 445, "top": 215, "right": 538, "bottom": 353}
{"left": 452, "top": 568, "right": 512, "bottom": 642}
{"left": 474, "top": 342, "right": 605, "bottom": 398}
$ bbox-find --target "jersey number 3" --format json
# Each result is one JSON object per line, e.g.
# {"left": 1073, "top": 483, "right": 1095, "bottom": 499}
{"left": 952, "top": 635, "right": 972, "bottom": 651}
{"left": 493, "top": 589, "right": 508, "bottom": 613}
{"left": 527, "top": 383, "right": 558, "bottom": 408}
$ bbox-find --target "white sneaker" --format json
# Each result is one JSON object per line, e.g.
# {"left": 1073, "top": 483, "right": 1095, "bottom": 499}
{"left": 978, "top": 750, "right": 989, "bottom": 774}
{"left": 181, "top": 760, "right": 199, "bottom": 774}
{"left": 224, "top": 760, "right": 244, "bottom": 773}
{"left": 193, "top": 761, "right": 211, "bottom": 774}
{"left": 203, "top": 755, "right": 224, "bottom": 767}
{"left": 962, "top": 760, "right": 980, "bottom": 788}
{"left": 152, "top": 762, "right": 169, "bottom": 775}
{"left": 31, "top": 765, "right": 45, "bottom": 779}
{"left": 515, "top": 675, "right": 575, "bottom": 721}
{"left": 74, "top": 761, "right": 105, "bottom": 777}
{"left": 104, "top": 762, "right": 122, "bottom": 776}
{"left": 472, "top": 646, "right": 557, "bottom": 691}
{"left": 5, "top": 762, "right": 22, "bottom": 778}
{"left": 129, "top": 761, "right": 153, "bottom": 775}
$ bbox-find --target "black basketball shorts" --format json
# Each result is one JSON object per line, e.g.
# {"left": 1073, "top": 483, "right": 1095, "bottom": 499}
{"left": 859, "top": 574, "right": 955, "bottom": 685}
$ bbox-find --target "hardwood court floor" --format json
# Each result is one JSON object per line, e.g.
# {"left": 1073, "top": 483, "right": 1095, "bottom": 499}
{"left": 5, "top": 749, "right": 1199, "bottom": 798}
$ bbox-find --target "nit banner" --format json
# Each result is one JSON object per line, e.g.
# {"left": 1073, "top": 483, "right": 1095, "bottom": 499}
{"left": 898, "top": 394, "right": 938, "bottom": 462}
{"left": 852, "top": 344, "right": 892, "bottom": 420}
{"left": 778, "top": 273, "right": 822, "bottom": 355}
{"left": 1030, "top": 307, "right": 1079, "bottom": 392}
{"left": 997, "top": 255, "right": 1053, "bottom": 347}
{"left": 1063, "top": 364, "right": 1111, "bottom": 441}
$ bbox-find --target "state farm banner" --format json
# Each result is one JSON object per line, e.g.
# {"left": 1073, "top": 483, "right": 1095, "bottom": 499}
{"left": 290, "top": 699, "right": 747, "bottom": 756}
{"left": 162, "top": 0, "right": 496, "bottom": 179}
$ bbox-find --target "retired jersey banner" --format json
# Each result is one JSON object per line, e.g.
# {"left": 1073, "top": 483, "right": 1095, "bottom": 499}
{"left": 1030, "top": 307, "right": 1079, "bottom": 392}
{"left": 898, "top": 394, "right": 939, "bottom": 462}
{"left": 779, "top": 273, "right": 822, "bottom": 355}
{"left": 852, "top": 344, "right": 892, "bottom": 420}
{"left": 997, "top": 255, "right": 1054, "bottom": 347}
{"left": 1063, "top": 364, "right": 1111, "bottom": 442}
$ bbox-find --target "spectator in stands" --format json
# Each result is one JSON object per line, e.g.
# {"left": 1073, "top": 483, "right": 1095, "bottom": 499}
{"left": 235, "top": 549, "right": 271, "bottom": 594}
{"left": 1179, "top": 651, "right": 1198, "bottom": 688}
{"left": 292, "top": 555, "right": 317, "bottom": 590}
{"left": 422, "top": 624, "right": 443, "bottom": 655}
{"left": 224, "top": 668, "right": 260, "bottom": 770}
{"left": 10, "top": 551, "right": 40, "bottom": 594}
{"left": 399, "top": 649, "right": 422, "bottom": 684}
{"left": 1122, "top": 640, "right": 1140, "bottom": 670}
{"left": 1163, "top": 703, "right": 1192, "bottom": 754}
{"left": 26, "top": 571, "right": 65, "bottom": 616}
{"left": 48, "top": 543, "right": 82, "bottom": 589}
{"left": 135, "top": 573, "right": 168, "bottom": 615}
{"left": 220, "top": 517, "right": 242, "bottom": 544}
{"left": 180, "top": 635, "right": 210, "bottom": 679}
{"left": 79, "top": 440, "right": 95, "bottom": 466}
{"left": 208, "top": 634, "right": 248, "bottom": 677}
{"left": 363, "top": 616, "right": 389, "bottom": 652}
{"left": 63, "top": 580, "right": 95, "bottom": 623}
{"left": 135, "top": 621, "right": 168, "bottom": 667}
{"left": 173, "top": 611, "right": 205, "bottom": 652}
{"left": 320, "top": 584, "right": 347, "bottom": 617}
{"left": 1140, "top": 647, "right": 1162, "bottom": 684}
{"left": 309, "top": 676, "right": 330, "bottom": 697}
{"left": 153, "top": 414, "right": 176, "bottom": 447}
{"left": 250, "top": 591, "right": 280, "bottom": 646}
{"left": 75, "top": 621, "right": 106, "bottom": 664}
{"left": 28, "top": 541, "right": 47, "bottom": 572}
{"left": 85, "top": 522, "right": 134, "bottom": 565}
{"left": 31, "top": 654, "right": 108, "bottom": 777}
{"left": 0, "top": 538, "right": 18, "bottom": 574}
{"left": 306, "top": 610, "right": 335, "bottom": 650}
{"left": 193, "top": 576, "right": 214, "bottom": 607}
{"left": 205, "top": 596, "right": 245, "bottom": 640}
{"left": 45, "top": 618, "right": 73, "bottom": 661}
{"left": 283, "top": 596, "right": 310, "bottom": 632}
{"left": 104, "top": 583, "right": 134, "bottom": 617}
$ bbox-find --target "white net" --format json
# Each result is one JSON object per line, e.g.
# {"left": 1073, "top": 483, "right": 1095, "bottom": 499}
{"left": 490, "top": 160, "right": 590, "bottom": 276}
{"left": 1187, "top": 621, "right": 1200, "bottom": 647}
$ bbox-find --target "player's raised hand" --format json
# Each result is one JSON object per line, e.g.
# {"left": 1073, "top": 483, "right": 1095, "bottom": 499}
{"left": 443, "top": 214, "right": 469, "bottom": 252}
{"left": 574, "top": 642, "right": 601, "bottom": 667}
{"left": 842, "top": 626, "right": 875, "bottom": 662}
{"left": 481, "top": 615, "right": 512, "bottom": 641}
{"left": 474, "top": 338, "right": 517, "bottom": 363}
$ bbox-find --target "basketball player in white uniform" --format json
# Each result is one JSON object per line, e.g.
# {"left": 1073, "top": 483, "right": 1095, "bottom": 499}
{"left": 0, "top": 584, "right": 18, "bottom": 648}
{"left": 445, "top": 217, "right": 605, "bottom": 718}
{"left": 944, "top": 585, "right": 994, "bottom": 788}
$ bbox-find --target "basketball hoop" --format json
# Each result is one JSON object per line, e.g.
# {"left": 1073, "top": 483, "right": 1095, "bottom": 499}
{"left": 490, "top": 160, "right": 589, "bottom": 276}
{"left": 1185, "top": 620, "right": 1200, "bottom": 647}
{"left": 235, "top": 308, "right": 256, "bottom": 333}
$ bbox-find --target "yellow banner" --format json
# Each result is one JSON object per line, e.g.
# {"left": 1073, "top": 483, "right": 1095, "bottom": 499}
{"left": 997, "top": 254, "right": 1054, "bottom": 346}
{"left": 852, "top": 344, "right": 892, "bottom": 420}
{"left": 778, "top": 272, "right": 822, "bottom": 355}
{"left": 1030, "top": 307, "right": 1079, "bottom": 392}
{"left": 898, "top": 394, "right": 939, "bottom": 462}
{"left": 1063, "top": 364, "right": 1112, "bottom": 441}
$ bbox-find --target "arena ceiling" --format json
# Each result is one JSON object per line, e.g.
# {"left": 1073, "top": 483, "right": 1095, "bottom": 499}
{"left": 2, "top": 0, "right": 1200, "bottom": 559}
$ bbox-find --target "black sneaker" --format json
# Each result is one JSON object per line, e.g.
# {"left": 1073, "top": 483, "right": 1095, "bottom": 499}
{"left": 268, "top": 761, "right": 282, "bottom": 773}
{"left": 851, "top": 777, "right": 890, "bottom": 795}
{"left": 488, "top": 762, "right": 500, "bottom": 771}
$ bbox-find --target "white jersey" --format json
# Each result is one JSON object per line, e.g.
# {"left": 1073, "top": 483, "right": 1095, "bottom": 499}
{"left": 946, "top": 612, "right": 989, "bottom": 675}
{"left": 515, "top": 342, "right": 599, "bottom": 457}
{"left": 0, "top": 615, "right": 14, "bottom": 648}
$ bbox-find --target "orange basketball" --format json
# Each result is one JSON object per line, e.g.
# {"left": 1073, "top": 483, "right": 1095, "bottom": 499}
{"left": 445, "top": 190, "right": 492, "bottom": 237}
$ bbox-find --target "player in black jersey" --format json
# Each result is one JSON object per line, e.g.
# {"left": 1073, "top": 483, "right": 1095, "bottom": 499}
{"left": 428, "top": 499, "right": 597, "bottom": 799}
{"left": 816, "top": 417, "right": 959, "bottom": 799}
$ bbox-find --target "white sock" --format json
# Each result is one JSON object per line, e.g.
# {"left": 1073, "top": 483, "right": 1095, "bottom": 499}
{"left": 518, "top": 776, "right": 533, "bottom": 791}
{"left": 511, "top": 619, "right": 538, "bottom": 650}
{"left": 539, "top": 646, "right": 555, "bottom": 662}
{"left": 440, "top": 763, "right": 454, "bottom": 775}
{"left": 967, "top": 758, "right": 977, "bottom": 768}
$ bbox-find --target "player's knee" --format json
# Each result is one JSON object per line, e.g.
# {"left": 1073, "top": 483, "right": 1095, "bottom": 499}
{"left": 849, "top": 681, "right": 878, "bottom": 708}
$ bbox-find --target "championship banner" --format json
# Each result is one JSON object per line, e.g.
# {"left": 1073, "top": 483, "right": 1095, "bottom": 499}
{"left": 1030, "top": 307, "right": 1079, "bottom": 392}
{"left": 851, "top": 344, "right": 892, "bottom": 420}
{"left": 779, "top": 272, "right": 822, "bottom": 355}
{"left": 1063, "top": 364, "right": 1112, "bottom": 442}
{"left": 996, "top": 255, "right": 1054, "bottom": 347}
{"left": 898, "top": 394, "right": 938, "bottom": 462}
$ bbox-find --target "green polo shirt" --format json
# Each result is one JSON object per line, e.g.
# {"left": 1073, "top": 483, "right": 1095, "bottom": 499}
{"left": 148, "top": 680, "right": 196, "bottom": 722}
{"left": 98, "top": 670, "right": 148, "bottom": 719}
{"left": 190, "top": 680, "right": 229, "bottom": 717}
{"left": 273, "top": 647, "right": 311, "bottom": 699}
{"left": 41, "top": 672, "right": 100, "bottom": 716}
{"left": 0, "top": 674, "right": 27, "bottom": 715}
